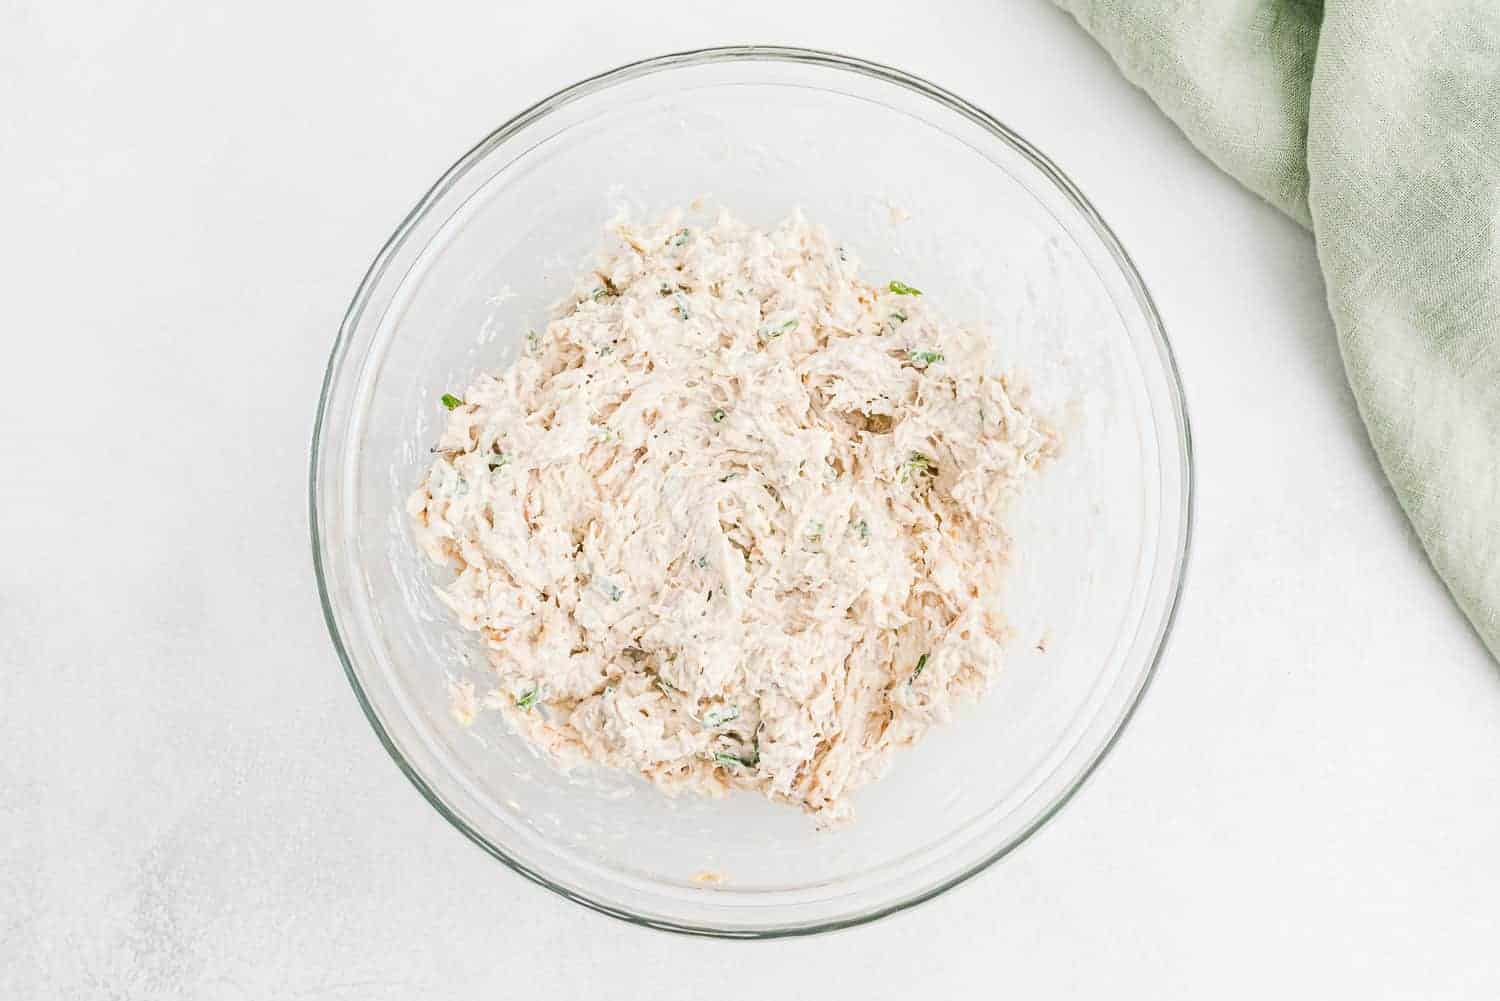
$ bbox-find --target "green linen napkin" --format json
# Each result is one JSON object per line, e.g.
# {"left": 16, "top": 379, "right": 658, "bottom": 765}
{"left": 1052, "top": 0, "right": 1500, "bottom": 660}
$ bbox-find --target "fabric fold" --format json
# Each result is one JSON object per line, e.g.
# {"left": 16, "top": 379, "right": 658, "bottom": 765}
{"left": 1052, "top": 0, "right": 1500, "bottom": 660}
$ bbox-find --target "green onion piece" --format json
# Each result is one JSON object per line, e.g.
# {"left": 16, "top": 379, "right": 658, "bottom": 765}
{"left": 713, "top": 750, "right": 756, "bottom": 768}
{"left": 702, "top": 706, "right": 740, "bottom": 728}
{"left": 900, "top": 452, "right": 935, "bottom": 482}
{"left": 888, "top": 280, "right": 923, "bottom": 296}
{"left": 909, "top": 350, "right": 944, "bottom": 366}
{"left": 516, "top": 689, "right": 539, "bottom": 709}
{"left": 712, "top": 408, "right": 726, "bottom": 423}
{"left": 911, "top": 653, "right": 929, "bottom": 682}
{"left": 440, "top": 393, "right": 464, "bottom": 410}
{"left": 759, "top": 317, "right": 797, "bottom": 339}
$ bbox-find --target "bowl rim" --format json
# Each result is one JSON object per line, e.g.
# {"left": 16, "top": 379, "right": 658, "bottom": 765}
{"left": 309, "top": 43, "right": 1194, "bottom": 939}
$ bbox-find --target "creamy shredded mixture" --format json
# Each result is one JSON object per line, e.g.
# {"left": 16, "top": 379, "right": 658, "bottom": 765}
{"left": 408, "top": 207, "right": 1055, "bottom": 824}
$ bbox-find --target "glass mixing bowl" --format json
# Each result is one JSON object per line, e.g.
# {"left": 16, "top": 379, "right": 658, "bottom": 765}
{"left": 311, "top": 46, "right": 1191, "bottom": 937}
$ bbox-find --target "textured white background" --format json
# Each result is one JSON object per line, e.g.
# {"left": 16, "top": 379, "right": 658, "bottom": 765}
{"left": 4, "top": 1, "right": 1499, "bottom": 997}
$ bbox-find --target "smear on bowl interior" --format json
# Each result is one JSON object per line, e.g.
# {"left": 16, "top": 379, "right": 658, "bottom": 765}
{"left": 408, "top": 207, "right": 1056, "bottom": 826}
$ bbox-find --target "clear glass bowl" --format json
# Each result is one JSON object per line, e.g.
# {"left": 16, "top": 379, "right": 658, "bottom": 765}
{"left": 311, "top": 46, "right": 1192, "bottom": 937}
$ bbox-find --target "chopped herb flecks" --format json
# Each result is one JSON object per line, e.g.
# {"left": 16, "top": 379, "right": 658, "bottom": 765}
{"left": 695, "top": 554, "right": 708, "bottom": 569}
{"left": 441, "top": 393, "right": 464, "bottom": 410}
{"left": 599, "top": 580, "right": 624, "bottom": 602}
{"left": 673, "top": 292, "right": 690, "bottom": 320}
{"left": 670, "top": 228, "right": 690, "bottom": 247}
{"left": 713, "top": 749, "right": 757, "bottom": 769}
{"left": 759, "top": 317, "right": 797, "bottom": 340}
{"left": 516, "top": 688, "right": 539, "bottom": 709}
{"left": 900, "top": 451, "right": 936, "bottom": 482}
{"left": 855, "top": 519, "right": 871, "bottom": 541}
{"left": 702, "top": 706, "right": 740, "bottom": 728}
{"left": 888, "top": 280, "right": 923, "bottom": 296}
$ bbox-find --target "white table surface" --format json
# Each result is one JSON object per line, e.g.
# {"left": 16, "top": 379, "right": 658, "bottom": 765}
{"left": 5, "top": 1, "right": 1499, "bottom": 997}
